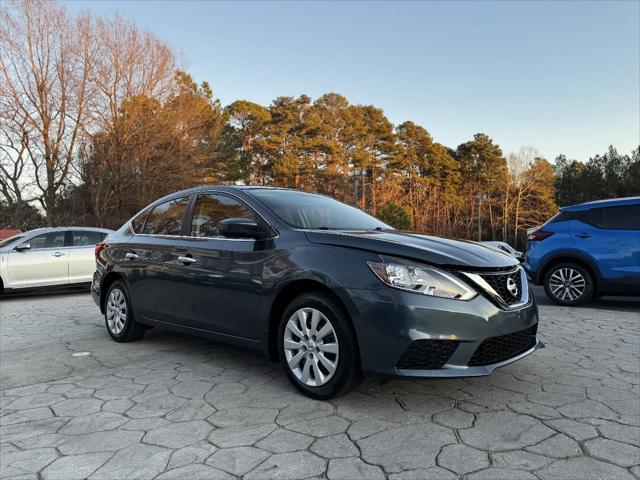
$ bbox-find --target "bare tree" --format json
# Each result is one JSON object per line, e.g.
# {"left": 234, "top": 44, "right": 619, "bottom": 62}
{"left": 0, "top": 0, "right": 95, "bottom": 225}
{"left": 0, "top": 113, "right": 30, "bottom": 205}
{"left": 504, "top": 147, "right": 558, "bottom": 248}
{"left": 0, "top": 107, "right": 34, "bottom": 227}
{"left": 82, "top": 13, "right": 176, "bottom": 223}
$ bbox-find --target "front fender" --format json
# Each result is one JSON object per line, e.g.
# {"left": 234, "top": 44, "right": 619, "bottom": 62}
{"left": 260, "top": 244, "right": 384, "bottom": 330}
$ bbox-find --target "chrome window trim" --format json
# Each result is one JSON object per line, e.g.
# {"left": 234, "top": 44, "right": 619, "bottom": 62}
{"left": 10, "top": 246, "right": 68, "bottom": 253}
{"left": 462, "top": 266, "right": 530, "bottom": 310}
{"left": 133, "top": 233, "right": 257, "bottom": 242}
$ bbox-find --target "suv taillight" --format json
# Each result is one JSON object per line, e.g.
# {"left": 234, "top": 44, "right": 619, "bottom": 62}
{"left": 95, "top": 242, "right": 106, "bottom": 258}
{"left": 528, "top": 230, "right": 554, "bottom": 241}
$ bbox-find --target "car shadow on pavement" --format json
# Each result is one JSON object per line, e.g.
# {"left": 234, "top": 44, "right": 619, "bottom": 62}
{"left": 0, "top": 286, "right": 90, "bottom": 301}
{"left": 531, "top": 286, "right": 640, "bottom": 313}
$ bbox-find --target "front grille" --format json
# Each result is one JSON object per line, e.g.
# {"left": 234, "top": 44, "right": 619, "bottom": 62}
{"left": 396, "top": 340, "right": 460, "bottom": 370}
{"left": 480, "top": 270, "right": 523, "bottom": 306}
{"left": 468, "top": 325, "right": 537, "bottom": 366}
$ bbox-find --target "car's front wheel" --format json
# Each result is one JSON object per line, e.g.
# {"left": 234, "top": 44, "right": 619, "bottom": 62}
{"left": 278, "top": 292, "right": 361, "bottom": 399}
{"left": 104, "top": 281, "right": 146, "bottom": 342}
{"left": 543, "top": 262, "right": 594, "bottom": 306}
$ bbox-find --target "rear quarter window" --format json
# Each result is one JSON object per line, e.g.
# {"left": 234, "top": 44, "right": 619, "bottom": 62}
{"left": 601, "top": 205, "right": 640, "bottom": 229}
{"left": 547, "top": 211, "right": 581, "bottom": 224}
{"left": 143, "top": 196, "right": 191, "bottom": 236}
{"left": 580, "top": 205, "right": 640, "bottom": 230}
{"left": 130, "top": 209, "right": 150, "bottom": 234}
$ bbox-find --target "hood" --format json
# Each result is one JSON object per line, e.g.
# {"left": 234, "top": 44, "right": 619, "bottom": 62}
{"left": 305, "top": 230, "right": 518, "bottom": 270}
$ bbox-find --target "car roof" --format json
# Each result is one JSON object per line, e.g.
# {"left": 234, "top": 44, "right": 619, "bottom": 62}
{"left": 562, "top": 196, "right": 640, "bottom": 212}
{"left": 146, "top": 185, "right": 316, "bottom": 208}
{"left": 182, "top": 185, "right": 295, "bottom": 195}
{"left": 20, "top": 226, "right": 114, "bottom": 235}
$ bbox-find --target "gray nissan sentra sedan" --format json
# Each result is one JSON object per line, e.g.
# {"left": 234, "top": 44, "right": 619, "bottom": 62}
{"left": 92, "top": 186, "right": 542, "bottom": 399}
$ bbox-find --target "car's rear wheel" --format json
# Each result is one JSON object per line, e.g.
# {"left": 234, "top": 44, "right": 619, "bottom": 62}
{"left": 105, "top": 281, "right": 145, "bottom": 342}
{"left": 543, "top": 262, "right": 594, "bottom": 306}
{"left": 278, "top": 292, "right": 361, "bottom": 399}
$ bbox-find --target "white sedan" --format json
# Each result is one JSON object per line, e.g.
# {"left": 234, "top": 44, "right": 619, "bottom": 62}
{"left": 481, "top": 241, "right": 524, "bottom": 262}
{"left": 0, "top": 227, "right": 112, "bottom": 294}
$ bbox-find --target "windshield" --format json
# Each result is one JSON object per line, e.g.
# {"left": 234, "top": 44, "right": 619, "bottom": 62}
{"left": 250, "top": 190, "right": 391, "bottom": 230}
{"left": 0, "top": 234, "right": 24, "bottom": 247}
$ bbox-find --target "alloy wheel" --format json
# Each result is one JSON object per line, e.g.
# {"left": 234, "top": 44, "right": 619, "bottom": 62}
{"left": 106, "top": 288, "right": 127, "bottom": 334}
{"left": 283, "top": 307, "right": 339, "bottom": 387}
{"left": 548, "top": 267, "right": 586, "bottom": 301}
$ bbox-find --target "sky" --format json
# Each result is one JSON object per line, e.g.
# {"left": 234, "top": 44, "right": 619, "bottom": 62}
{"left": 63, "top": 0, "right": 640, "bottom": 162}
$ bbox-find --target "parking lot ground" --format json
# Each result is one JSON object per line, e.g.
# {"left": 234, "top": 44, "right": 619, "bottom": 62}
{"left": 1, "top": 289, "right": 639, "bottom": 480}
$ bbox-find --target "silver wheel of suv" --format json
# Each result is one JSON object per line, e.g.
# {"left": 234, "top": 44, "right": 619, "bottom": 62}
{"left": 283, "top": 307, "right": 339, "bottom": 387}
{"left": 106, "top": 288, "right": 127, "bottom": 334}
{"left": 548, "top": 267, "right": 586, "bottom": 301}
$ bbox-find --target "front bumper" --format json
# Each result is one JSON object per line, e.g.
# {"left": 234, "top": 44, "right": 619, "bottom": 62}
{"left": 346, "top": 287, "right": 541, "bottom": 378}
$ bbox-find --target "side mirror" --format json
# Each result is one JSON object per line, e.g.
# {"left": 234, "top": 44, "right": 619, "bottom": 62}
{"left": 219, "top": 218, "right": 268, "bottom": 239}
{"left": 15, "top": 242, "right": 31, "bottom": 252}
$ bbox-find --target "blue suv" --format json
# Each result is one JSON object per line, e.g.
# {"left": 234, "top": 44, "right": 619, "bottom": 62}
{"left": 524, "top": 197, "right": 640, "bottom": 305}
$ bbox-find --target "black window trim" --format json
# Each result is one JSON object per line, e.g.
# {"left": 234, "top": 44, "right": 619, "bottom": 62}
{"left": 185, "top": 190, "right": 277, "bottom": 241}
{"left": 579, "top": 205, "right": 640, "bottom": 231}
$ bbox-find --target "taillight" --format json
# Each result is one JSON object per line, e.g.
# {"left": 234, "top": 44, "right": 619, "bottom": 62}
{"left": 95, "top": 242, "right": 106, "bottom": 258}
{"left": 528, "top": 230, "right": 554, "bottom": 241}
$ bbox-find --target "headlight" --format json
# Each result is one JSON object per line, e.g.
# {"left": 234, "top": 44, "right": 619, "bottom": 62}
{"left": 367, "top": 261, "right": 476, "bottom": 300}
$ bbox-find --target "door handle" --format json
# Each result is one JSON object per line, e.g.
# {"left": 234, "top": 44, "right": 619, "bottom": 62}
{"left": 125, "top": 252, "right": 139, "bottom": 260}
{"left": 574, "top": 233, "right": 592, "bottom": 239}
{"left": 178, "top": 256, "right": 197, "bottom": 265}
{"left": 52, "top": 251, "right": 65, "bottom": 257}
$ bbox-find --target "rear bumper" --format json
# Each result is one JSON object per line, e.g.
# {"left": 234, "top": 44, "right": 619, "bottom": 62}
{"left": 346, "top": 287, "right": 540, "bottom": 378}
{"left": 90, "top": 270, "right": 102, "bottom": 310}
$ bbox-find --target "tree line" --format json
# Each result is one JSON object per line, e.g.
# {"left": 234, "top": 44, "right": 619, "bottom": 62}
{"left": 1, "top": 0, "right": 638, "bottom": 249}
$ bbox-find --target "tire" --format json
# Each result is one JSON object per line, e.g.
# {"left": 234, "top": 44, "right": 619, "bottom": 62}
{"left": 104, "top": 281, "right": 145, "bottom": 342}
{"left": 278, "top": 292, "right": 361, "bottom": 399}
{"left": 543, "top": 262, "right": 594, "bottom": 306}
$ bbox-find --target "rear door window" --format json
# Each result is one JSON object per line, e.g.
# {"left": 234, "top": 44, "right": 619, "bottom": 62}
{"left": 602, "top": 205, "right": 640, "bottom": 230}
{"left": 143, "top": 196, "right": 191, "bottom": 235}
{"left": 71, "top": 231, "right": 105, "bottom": 246}
{"left": 581, "top": 205, "right": 640, "bottom": 230}
{"left": 190, "top": 194, "right": 258, "bottom": 237}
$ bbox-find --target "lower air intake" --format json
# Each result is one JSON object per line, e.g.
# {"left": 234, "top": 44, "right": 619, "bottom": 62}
{"left": 468, "top": 325, "right": 537, "bottom": 367}
{"left": 396, "top": 339, "right": 460, "bottom": 370}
